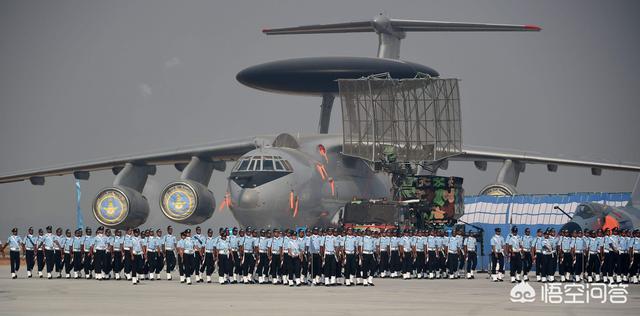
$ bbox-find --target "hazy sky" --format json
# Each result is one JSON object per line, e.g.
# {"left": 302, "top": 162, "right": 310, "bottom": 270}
{"left": 1, "top": 0, "right": 639, "bottom": 238}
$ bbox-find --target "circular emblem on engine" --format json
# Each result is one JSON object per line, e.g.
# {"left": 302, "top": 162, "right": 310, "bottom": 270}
{"left": 93, "top": 189, "right": 129, "bottom": 226}
{"left": 161, "top": 183, "right": 197, "bottom": 220}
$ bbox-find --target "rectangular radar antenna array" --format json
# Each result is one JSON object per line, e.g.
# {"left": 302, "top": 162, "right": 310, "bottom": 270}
{"left": 339, "top": 76, "right": 462, "bottom": 163}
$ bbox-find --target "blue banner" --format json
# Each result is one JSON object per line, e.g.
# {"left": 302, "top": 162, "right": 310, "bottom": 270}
{"left": 75, "top": 180, "right": 84, "bottom": 229}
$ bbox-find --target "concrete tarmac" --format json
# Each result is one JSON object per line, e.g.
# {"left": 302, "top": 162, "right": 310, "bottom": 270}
{"left": 0, "top": 273, "right": 638, "bottom": 315}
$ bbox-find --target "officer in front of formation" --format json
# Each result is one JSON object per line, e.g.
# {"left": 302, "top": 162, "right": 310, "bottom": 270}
{"left": 3, "top": 228, "right": 23, "bottom": 279}
{"left": 490, "top": 227, "right": 505, "bottom": 282}
{"left": 463, "top": 230, "right": 478, "bottom": 279}
{"left": 163, "top": 225, "right": 176, "bottom": 280}
{"left": 203, "top": 228, "right": 217, "bottom": 283}
{"left": 506, "top": 226, "right": 522, "bottom": 283}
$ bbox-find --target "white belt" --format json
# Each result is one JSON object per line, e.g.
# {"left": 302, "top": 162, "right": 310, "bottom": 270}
{"left": 620, "top": 250, "right": 627, "bottom": 254}
{"left": 390, "top": 248, "right": 398, "bottom": 251}
{"left": 428, "top": 248, "right": 436, "bottom": 251}
{"left": 634, "top": 251, "right": 640, "bottom": 254}
{"left": 64, "top": 251, "right": 71, "bottom": 254}
{"left": 244, "top": 251, "right": 253, "bottom": 254}
{"left": 205, "top": 250, "right": 213, "bottom": 253}
{"left": 45, "top": 247, "right": 53, "bottom": 250}
{"left": 147, "top": 250, "right": 156, "bottom": 253}
{"left": 416, "top": 249, "right": 424, "bottom": 252}
{"left": 165, "top": 248, "right": 174, "bottom": 251}
{"left": 448, "top": 251, "right": 458, "bottom": 254}
{"left": 325, "top": 252, "right": 335, "bottom": 255}
{"left": 523, "top": 248, "right": 531, "bottom": 251}
{"left": 271, "top": 252, "right": 280, "bottom": 255}
{"left": 219, "top": 251, "right": 229, "bottom": 255}
{"left": 562, "top": 251, "right": 571, "bottom": 254}
{"left": 184, "top": 252, "right": 194, "bottom": 255}
{"left": 124, "top": 247, "right": 131, "bottom": 251}
{"left": 345, "top": 251, "right": 355, "bottom": 254}
{"left": 10, "top": 247, "right": 19, "bottom": 251}
{"left": 363, "top": 251, "right": 373, "bottom": 254}
{"left": 25, "top": 248, "right": 34, "bottom": 251}
{"left": 589, "top": 251, "right": 599, "bottom": 254}
{"left": 113, "top": 248, "right": 121, "bottom": 251}
{"left": 259, "top": 250, "right": 267, "bottom": 253}
{"left": 231, "top": 248, "right": 238, "bottom": 251}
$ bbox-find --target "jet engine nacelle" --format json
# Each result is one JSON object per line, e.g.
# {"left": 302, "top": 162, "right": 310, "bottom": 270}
{"left": 159, "top": 180, "right": 215, "bottom": 225}
{"left": 93, "top": 186, "right": 150, "bottom": 229}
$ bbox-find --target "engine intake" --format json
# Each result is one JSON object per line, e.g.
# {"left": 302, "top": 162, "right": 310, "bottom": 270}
{"left": 93, "top": 186, "right": 150, "bottom": 229}
{"left": 160, "top": 180, "right": 215, "bottom": 224}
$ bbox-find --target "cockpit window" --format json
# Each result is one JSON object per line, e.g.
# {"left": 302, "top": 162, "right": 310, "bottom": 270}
{"left": 237, "top": 159, "right": 250, "bottom": 171}
{"left": 232, "top": 155, "right": 293, "bottom": 172}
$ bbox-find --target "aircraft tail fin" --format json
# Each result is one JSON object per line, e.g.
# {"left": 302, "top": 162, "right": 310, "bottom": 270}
{"left": 262, "top": 14, "right": 540, "bottom": 59}
{"left": 629, "top": 174, "right": 640, "bottom": 207}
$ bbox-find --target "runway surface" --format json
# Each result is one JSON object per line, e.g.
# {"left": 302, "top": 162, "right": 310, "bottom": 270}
{"left": 0, "top": 273, "right": 638, "bottom": 315}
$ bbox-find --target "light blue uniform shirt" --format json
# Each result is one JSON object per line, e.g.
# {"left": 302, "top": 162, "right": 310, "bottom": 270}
{"left": 446, "top": 236, "right": 460, "bottom": 253}
{"left": 205, "top": 237, "right": 217, "bottom": 252}
{"left": 177, "top": 238, "right": 184, "bottom": 251}
{"left": 522, "top": 235, "right": 533, "bottom": 251}
{"left": 400, "top": 236, "right": 412, "bottom": 252}
{"left": 192, "top": 234, "right": 205, "bottom": 248}
{"left": 573, "top": 237, "right": 586, "bottom": 252}
{"left": 53, "top": 235, "right": 63, "bottom": 250}
{"left": 435, "top": 236, "right": 444, "bottom": 250}
{"left": 379, "top": 236, "right": 390, "bottom": 251}
{"left": 82, "top": 236, "right": 94, "bottom": 252}
{"left": 229, "top": 235, "right": 239, "bottom": 251}
{"left": 619, "top": 237, "right": 629, "bottom": 253}
{"left": 542, "top": 238, "right": 554, "bottom": 255}
{"left": 7, "top": 235, "right": 22, "bottom": 251}
{"left": 309, "top": 235, "right": 322, "bottom": 254}
{"left": 147, "top": 236, "right": 158, "bottom": 252}
{"left": 258, "top": 237, "right": 269, "bottom": 253}
{"left": 63, "top": 237, "right": 73, "bottom": 253}
{"left": 361, "top": 236, "right": 375, "bottom": 253}
{"left": 94, "top": 234, "right": 107, "bottom": 250}
{"left": 534, "top": 236, "right": 544, "bottom": 253}
{"left": 36, "top": 235, "right": 45, "bottom": 250}
{"left": 283, "top": 236, "right": 290, "bottom": 251}
{"left": 604, "top": 235, "right": 617, "bottom": 252}
{"left": 632, "top": 237, "right": 640, "bottom": 253}
{"left": 242, "top": 236, "right": 255, "bottom": 253}
{"left": 289, "top": 239, "right": 300, "bottom": 256}
{"left": 415, "top": 236, "right": 425, "bottom": 252}
{"left": 216, "top": 238, "right": 230, "bottom": 255}
{"left": 560, "top": 236, "right": 572, "bottom": 252}
{"left": 23, "top": 234, "right": 36, "bottom": 250}
{"left": 490, "top": 234, "right": 505, "bottom": 253}
{"left": 336, "top": 235, "right": 345, "bottom": 249}
{"left": 163, "top": 234, "right": 176, "bottom": 251}
{"left": 123, "top": 234, "right": 133, "bottom": 250}
{"left": 298, "top": 237, "right": 306, "bottom": 253}
{"left": 72, "top": 236, "right": 83, "bottom": 252}
{"left": 323, "top": 236, "right": 336, "bottom": 255}
{"left": 131, "top": 236, "right": 143, "bottom": 255}
{"left": 427, "top": 236, "right": 437, "bottom": 250}
{"left": 182, "top": 237, "right": 195, "bottom": 254}
{"left": 508, "top": 234, "right": 521, "bottom": 252}
{"left": 43, "top": 233, "right": 55, "bottom": 250}
{"left": 390, "top": 236, "right": 399, "bottom": 251}
{"left": 270, "top": 237, "right": 283, "bottom": 254}
{"left": 344, "top": 236, "right": 357, "bottom": 254}
{"left": 464, "top": 236, "right": 477, "bottom": 252}
{"left": 112, "top": 236, "right": 122, "bottom": 251}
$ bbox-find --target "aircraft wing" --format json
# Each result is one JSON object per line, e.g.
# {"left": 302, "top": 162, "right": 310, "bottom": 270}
{"left": 451, "top": 146, "right": 640, "bottom": 173}
{"left": 0, "top": 137, "right": 269, "bottom": 185}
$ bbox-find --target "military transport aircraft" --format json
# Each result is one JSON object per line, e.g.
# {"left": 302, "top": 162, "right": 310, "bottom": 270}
{"left": 1, "top": 15, "right": 639, "bottom": 229}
